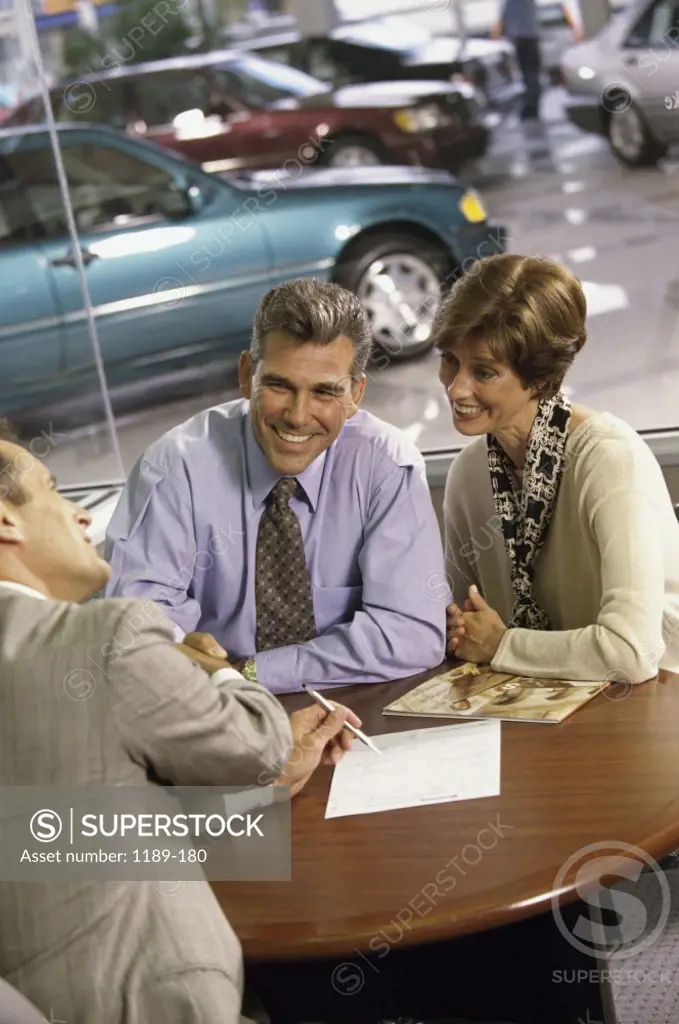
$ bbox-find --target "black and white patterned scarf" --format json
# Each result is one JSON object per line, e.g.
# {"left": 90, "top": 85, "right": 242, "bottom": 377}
{"left": 487, "top": 389, "right": 571, "bottom": 630}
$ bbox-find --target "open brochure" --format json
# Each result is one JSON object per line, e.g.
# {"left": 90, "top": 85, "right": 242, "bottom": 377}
{"left": 383, "top": 662, "right": 605, "bottom": 725}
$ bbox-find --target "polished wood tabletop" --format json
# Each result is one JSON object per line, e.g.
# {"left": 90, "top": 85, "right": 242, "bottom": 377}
{"left": 212, "top": 668, "right": 679, "bottom": 962}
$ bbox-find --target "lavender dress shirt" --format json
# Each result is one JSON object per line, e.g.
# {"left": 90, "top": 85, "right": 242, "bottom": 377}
{"left": 105, "top": 399, "right": 448, "bottom": 694}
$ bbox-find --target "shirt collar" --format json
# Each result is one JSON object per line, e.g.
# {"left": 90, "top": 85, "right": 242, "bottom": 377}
{"left": 244, "top": 408, "right": 326, "bottom": 512}
{"left": 0, "top": 581, "right": 47, "bottom": 601}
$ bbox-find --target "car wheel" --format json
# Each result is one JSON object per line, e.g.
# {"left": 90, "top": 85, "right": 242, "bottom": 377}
{"left": 607, "top": 104, "right": 667, "bottom": 168}
{"left": 335, "top": 233, "right": 452, "bottom": 361}
{"left": 323, "top": 135, "right": 385, "bottom": 168}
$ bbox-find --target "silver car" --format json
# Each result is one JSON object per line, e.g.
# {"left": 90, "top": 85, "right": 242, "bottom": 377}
{"left": 561, "top": 0, "right": 679, "bottom": 167}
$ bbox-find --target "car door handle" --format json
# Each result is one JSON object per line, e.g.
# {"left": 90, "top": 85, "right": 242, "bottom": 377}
{"left": 623, "top": 54, "right": 639, "bottom": 66}
{"left": 50, "top": 248, "right": 99, "bottom": 269}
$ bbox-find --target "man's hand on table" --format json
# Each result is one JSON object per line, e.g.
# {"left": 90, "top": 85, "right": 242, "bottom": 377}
{"left": 177, "top": 633, "right": 361, "bottom": 797}
{"left": 176, "top": 631, "right": 233, "bottom": 674}
{"left": 278, "top": 702, "right": 362, "bottom": 798}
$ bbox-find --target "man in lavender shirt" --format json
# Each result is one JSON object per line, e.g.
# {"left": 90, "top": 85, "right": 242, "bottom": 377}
{"left": 105, "top": 278, "right": 448, "bottom": 694}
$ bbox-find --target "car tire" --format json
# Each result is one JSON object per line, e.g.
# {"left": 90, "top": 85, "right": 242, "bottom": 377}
{"left": 607, "top": 104, "right": 667, "bottom": 168}
{"left": 321, "top": 134, "right": 386, "bottom": 168}
{"left": 334, "top": 232, "right": 453, "bottom": 361}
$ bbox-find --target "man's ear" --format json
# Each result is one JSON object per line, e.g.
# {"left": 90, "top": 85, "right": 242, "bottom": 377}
{"left": 0, "top": 504, "right": 24, "bottom": 546}
{"left": 346, "top": 374, "right": 366, "bottom": 418}
{"left": 238, "top": 352, "right": 254, "bottom": 399}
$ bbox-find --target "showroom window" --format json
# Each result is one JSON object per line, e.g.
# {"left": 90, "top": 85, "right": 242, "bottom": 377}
{"left": 2, "top": 0, "right": 679, "bottom": 511}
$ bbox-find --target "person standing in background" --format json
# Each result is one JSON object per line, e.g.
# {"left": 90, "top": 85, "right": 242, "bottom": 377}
{"left": 492, "top": 0, "right": 543, "bottom": 120}
{"left": 562, "top": 0, "right": 585, "bottom": 42}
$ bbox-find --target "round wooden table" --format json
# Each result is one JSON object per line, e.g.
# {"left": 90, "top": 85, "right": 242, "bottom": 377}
{"left": 212, "top": 669, "right": 679, "bottom": 964}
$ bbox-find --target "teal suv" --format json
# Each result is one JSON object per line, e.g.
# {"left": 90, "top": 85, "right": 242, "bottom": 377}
{"left": 0, "top": 124, "right": 506, "bottom": 418}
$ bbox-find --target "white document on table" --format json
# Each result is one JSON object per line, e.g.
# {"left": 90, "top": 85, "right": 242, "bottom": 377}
{"left": 325, "top": 720, "right": 501, "bottom": 819}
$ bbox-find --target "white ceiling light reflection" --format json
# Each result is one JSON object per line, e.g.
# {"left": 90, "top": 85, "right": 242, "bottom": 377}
{"left": 173, "top": 108, "right": 224, "bottom": 140}
{"left": 562, "top": 180, "right": 585, "bottom": 194}
{"left": 565, "top": 208, "right": 587, "bottom": 225}
{"left": 581, "top": 281, "right": 629, "bottom": 318}
{"left": 88, "top": 226, "right": 197, "bottom": 259}
{"left": 568, "top": 246, "right": 597, "bottom": 264}
{"left": 510, "top": 159, "right": 529, "bottom": 178}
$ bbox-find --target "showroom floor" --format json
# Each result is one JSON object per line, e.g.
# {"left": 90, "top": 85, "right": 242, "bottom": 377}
{"left": 45, "top": 88, "right": 679, "bottom": 484}
{"left": 610, "top": 864, "right": 679, "bottom": 1024}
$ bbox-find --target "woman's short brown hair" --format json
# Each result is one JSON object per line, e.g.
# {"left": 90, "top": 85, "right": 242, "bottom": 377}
{"left": 433, "top": 253, "right": 587, "bottom": 396}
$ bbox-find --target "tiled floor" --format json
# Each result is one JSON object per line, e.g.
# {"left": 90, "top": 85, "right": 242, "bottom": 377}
{"left": 610, "top": 867, "right": 679, "bottom": 1023}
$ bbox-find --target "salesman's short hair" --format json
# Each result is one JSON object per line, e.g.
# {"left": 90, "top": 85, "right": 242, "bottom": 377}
{"left": 432, "top": 253, "right": 587, "bottom": 397}
{"left": 251, "top": 278, "right": 373, "bottom": 380}
{"left": 0, "top": 418, "right": 29, "bottom": 505}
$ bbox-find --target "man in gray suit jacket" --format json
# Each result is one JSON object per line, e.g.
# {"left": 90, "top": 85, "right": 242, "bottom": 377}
{"left": 0, "top": 419, "right": 358, "bottom": 1024}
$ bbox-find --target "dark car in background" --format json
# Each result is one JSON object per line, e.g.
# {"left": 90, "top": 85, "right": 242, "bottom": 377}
{"left": 239, "top": 18, "right": 524, "bottom": 120}
{"left": 7, "top": 50, "right": 491, "bottom": 173}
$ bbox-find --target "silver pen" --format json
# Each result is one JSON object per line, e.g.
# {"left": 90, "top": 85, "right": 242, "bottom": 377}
{"left": 302, "top": 685, "right": 382, "bottom": 754}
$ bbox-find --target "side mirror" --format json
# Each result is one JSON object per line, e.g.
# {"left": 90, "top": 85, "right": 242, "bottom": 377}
{"left": 164, "top": 178, "right": 204, "bottom": 219}
{"left": 185, "top": 182, "right": 205, "bottom": 215}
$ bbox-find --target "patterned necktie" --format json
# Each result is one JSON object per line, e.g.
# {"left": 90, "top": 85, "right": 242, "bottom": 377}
{"left": 255, "top": 477, "right": 317, "bottom": 652}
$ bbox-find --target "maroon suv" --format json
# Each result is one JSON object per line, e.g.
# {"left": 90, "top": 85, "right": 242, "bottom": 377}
{"left": 8, "top": 51, "right": 490, "bottom": 173}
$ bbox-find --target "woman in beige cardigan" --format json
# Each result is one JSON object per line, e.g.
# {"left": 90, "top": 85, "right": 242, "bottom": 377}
{"left": 438, "top": 253, "right": 679, "bottom": 683}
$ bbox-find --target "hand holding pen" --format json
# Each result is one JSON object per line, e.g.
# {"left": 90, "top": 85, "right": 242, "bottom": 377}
{"left": 302, "top": 685, "right": 381, "bottom": 754}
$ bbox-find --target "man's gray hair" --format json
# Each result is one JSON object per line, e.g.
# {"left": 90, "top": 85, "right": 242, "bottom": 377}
{"left": 251, "top": 278, "right": 373, "bottom": 379}
{"left": 0, "top": 418, "right": 28, "bottom": 505}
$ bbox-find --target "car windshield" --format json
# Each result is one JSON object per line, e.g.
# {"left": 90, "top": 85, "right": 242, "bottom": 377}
{"left": 218, "top": 55, "right": 329, "bottom": 104}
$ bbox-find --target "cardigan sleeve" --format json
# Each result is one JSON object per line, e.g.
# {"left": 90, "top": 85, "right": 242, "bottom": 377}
{"left": 443, "top": 505, "right": 482, "bottom": 607}
{"left": 491, "top": 437, "right": 666, "bottom": 683}
{"left": 443, "top": 453, "right": 483, "bottom": 607}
